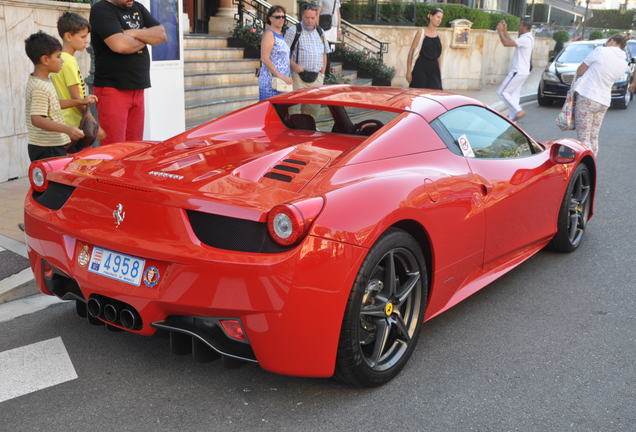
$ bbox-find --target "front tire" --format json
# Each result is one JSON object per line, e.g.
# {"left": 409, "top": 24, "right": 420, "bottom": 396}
{"left": 334, "top": 229, "right": 427, "bottom": 387}
{"left": 537, "top": 88, "right": 554, "bottom": 106}
{"left": 612, "top": 89, "right": 631, "bottom": 109}
{"left": 546, "top": 164, "right": 592, "bottom": 252}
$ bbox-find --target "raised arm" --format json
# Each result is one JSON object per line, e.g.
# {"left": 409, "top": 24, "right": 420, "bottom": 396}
{"left": 496, "top": 20, "right": 517, "bottom": 47}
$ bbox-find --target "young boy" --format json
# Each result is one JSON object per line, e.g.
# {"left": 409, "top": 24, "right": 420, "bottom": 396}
{"left": 51, "top": 12, "right": 105, "bottom": 144}
{"left": 24, "top": 31, "right": 94, "bottom": 162}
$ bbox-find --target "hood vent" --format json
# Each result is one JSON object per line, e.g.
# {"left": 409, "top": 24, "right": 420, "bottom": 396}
{"left": 264, "top": 172, "right": 292, "bottom": 182}
{"left": 263, "top": 158, "right": 309, "bottom": 183}
{"left": 273, "top": 164, "right": 300, "bottom": 173}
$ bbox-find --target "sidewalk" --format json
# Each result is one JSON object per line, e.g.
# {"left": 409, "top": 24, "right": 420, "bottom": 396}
{"left": 0, "top": 72, "right": 541, "bottom": 305}
{"left": 450, "top": 67, "right": 542, "bottom": 113}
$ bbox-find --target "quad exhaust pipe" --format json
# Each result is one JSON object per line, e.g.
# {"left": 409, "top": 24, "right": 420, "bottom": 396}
{"left": 84, "top": 296, "right": 142, "bottom": 330}
{"left": 119, "top": 308, "right": 137, "bottom": 330}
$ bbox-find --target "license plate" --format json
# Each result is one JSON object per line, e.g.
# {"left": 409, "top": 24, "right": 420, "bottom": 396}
{"left": 88, "top": 247, "right": 145, "bottom": 286}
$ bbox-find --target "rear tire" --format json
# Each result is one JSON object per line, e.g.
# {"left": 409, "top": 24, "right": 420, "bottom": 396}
{"left": 546, "top": 164, "right": 592, "bottom": 252}
{"left": 334, "top": 229, "right": 427, "bottom": 387}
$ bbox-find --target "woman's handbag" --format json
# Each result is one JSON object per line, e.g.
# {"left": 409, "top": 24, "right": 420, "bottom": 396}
{"left": 67, "top": 113, "right": 99, "bottom": 153}
{"left": 556, "top": 77, "right": 577, "bottom": 131}
{"left": 271, "top": 77, "right": 293, "bottom": 93}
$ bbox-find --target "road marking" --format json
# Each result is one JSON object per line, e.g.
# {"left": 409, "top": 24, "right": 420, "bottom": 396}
{"left": 0, "top": 294, "right": 65, "bottom": 324}
{"left": 0, "top": 337, "right": 77, "bottom": 403}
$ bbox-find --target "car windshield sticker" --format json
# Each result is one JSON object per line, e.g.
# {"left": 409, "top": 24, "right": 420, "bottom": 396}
{"left": 457, "top": 134, "right": 475, "bottom": 158}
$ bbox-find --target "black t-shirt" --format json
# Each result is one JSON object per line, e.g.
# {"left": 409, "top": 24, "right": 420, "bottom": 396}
{"left": 90, "top": 0, "right": 160, "bottom": 89}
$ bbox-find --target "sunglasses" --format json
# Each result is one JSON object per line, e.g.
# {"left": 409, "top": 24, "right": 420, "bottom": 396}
{"left": 271, "top": 15, "right": 286, "bottom": 19}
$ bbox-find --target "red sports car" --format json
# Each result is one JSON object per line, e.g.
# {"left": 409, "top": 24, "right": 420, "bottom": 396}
{"left": 24, "top": 86, "right": 595, "bottom": 387}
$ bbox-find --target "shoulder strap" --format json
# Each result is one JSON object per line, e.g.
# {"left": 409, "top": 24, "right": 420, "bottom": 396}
{"left": 290, "top": 23, "right": 302, "bottom": 61}
{"left": 330, "top": 0, "right": 336, "bottom": 15}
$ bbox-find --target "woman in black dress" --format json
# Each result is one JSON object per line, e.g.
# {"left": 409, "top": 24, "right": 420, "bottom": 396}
{"left": 406, "top": 8, "right": 444, "bottom": 90}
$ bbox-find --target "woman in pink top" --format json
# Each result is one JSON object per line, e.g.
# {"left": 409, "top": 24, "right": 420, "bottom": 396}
{"left": 574, "top": 34, "right": 629, "bottom": 155}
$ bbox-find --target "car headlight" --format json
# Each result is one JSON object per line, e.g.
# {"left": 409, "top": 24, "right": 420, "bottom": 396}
{"left": 542, "top": 71, "right": 559, "bottom": 82}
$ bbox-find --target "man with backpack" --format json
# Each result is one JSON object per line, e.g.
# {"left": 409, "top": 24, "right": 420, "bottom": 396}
{"left": 284, "top": 3, "right": 330, "bottom": 103}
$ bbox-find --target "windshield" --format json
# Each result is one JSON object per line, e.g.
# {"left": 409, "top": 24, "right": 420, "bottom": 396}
{"left": 557, "top": 43, "right": 598, "bottom": 63}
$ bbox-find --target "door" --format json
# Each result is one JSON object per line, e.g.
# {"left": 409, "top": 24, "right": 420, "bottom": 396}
{"left": 432, "top": 105, "right": 565, "bottom": 269}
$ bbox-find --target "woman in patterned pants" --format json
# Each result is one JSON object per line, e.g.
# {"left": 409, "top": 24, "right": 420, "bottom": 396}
{"left": 573, "top": 34, "right": 629, "bottom": 155}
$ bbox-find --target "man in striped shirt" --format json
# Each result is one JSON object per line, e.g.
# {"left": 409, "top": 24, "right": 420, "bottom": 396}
{"left": 285, "top": 4, "right": 329, "bottom": 96}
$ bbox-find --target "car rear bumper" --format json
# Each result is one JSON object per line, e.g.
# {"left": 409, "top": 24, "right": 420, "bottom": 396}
{"left": 24, "top": 190, "right": 367, "bottom": 377}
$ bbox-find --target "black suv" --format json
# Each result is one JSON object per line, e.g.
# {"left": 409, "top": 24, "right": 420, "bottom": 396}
{"left": 537, "top": 39, "right": 635, "bottom": 109}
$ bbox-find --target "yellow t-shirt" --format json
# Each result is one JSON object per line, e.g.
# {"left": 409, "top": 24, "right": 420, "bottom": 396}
{"left": 51, "top": 51, "right": 86, "bottom": 127}
{"left": 25, "top": 75, "right": 70, "bottom": 147}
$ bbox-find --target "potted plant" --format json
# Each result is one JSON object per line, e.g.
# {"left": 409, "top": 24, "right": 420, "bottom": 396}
{"left": 230, "top": 23, "right": 262, "bottom": 59}
{"left": 372, "top": 64, "right": 395, "bottom": 86}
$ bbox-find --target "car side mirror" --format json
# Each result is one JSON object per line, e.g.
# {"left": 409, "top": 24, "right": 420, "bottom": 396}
{"left": 550, "top": 143, "right": 576, "bottom": 164}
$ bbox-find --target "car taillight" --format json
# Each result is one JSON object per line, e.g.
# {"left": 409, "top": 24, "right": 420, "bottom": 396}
{"left": 28, "top": 157, "right": 72, "bottom": 192}
{"left": 267, "top": 197, "right": 324, "bottom": 246}
{"left": 29, "top": 162, "right": 48, "bottom": 192}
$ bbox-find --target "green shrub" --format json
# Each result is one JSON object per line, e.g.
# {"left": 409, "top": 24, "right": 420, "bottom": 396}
{"left": 341, "top": 2, "right": 519, "bottom": 31}
{"left": 607, "top": 29, "right": 621, "bottom": 36}
{"left": 586, "top": 9, "right": 635, "bottom": 30}
{"left": 232, "top": 22, "right": 263, "bottom": 49}
{"left": 588, "top": 30, "right": 604, "bottom": 40}
{"left": 552, "top": 30, "right": 569, "bottom": 53}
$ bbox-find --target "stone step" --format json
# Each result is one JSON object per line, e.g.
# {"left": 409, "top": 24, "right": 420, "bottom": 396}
{"left": 184, "top": 58, "right": 260, "bottom": 73}
{"left": 340, "top": 69, "right": 358, "bottom": 84}
{"left": 183, "top": 35, "right": 228, "bottom": 49}
{"left": 353, "top": 77, "right": 373, "bottom": 86}
{"left": 184, "top": 70, "right": 258, "bottom": 87}
{"left": 185, "top": 83, "right": 259, "bottom": 105}
{"left": 184, "top": 47, "right": 246, "bottom": 61}
{"left": 330, "top": 61, "right": 342, "bottom": 74}
{"left": 186, "top": 97, "right": 259, "bottom": 129}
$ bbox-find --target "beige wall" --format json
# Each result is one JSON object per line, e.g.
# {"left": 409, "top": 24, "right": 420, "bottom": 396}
{"left": 357, "top": 24, "right": 554, "bottom": 89}
{"left": 0, "top": 0, "right": 90, "bottom": 182}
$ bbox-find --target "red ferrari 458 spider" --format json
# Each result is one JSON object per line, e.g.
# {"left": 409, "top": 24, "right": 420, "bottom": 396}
{"left": 24, "top": 86, "right": 595, "bottom": 387}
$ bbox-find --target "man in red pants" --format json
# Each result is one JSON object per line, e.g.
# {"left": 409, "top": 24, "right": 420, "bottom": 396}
{"left": 90, "top": 0, "right": 166, "bottom": 144}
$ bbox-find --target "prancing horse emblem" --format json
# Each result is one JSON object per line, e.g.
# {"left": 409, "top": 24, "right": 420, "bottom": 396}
{"left": 113, "top": 203, "right": 125, "bottom": 228}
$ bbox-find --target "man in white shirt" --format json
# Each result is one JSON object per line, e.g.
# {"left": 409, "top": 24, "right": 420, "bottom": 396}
{"left": 496, "top": 20, "right": 534, "bottom": 121}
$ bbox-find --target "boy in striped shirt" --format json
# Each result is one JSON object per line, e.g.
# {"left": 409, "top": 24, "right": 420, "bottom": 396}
{"left": 24, "top": 31, "right": 95, "bottom": 161}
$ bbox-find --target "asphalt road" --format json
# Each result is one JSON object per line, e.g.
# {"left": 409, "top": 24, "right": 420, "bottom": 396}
{"left": 1, "top": 101, "right": 635, "bottom": 431}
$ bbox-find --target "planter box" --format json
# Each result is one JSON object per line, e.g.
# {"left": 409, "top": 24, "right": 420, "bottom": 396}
{"left": 227, "top": 37, "right": 246, "bottom": 48}
{"left": 372, "top": 77, "right": 392, "bottom": 86}
{"left": 242, "top": 45, "right": 261, "bottom": 59}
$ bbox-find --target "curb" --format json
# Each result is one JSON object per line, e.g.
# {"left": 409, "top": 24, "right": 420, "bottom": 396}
{"left": 0, "top": 268, "right": 37, "bottom": 304}
{"left": 0, "top": 234, "right": 36, "bottom": 304}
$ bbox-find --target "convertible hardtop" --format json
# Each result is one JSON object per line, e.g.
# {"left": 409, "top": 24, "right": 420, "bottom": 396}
{"left": 268, "top": 85, "right": 484, "bottom": 120}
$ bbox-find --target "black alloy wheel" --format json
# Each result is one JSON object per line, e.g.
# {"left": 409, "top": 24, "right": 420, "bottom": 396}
{"left": 547, "top": 163, "right": 592, "bottom": 252}
{"left": 335, "top": 229, "right": 427, "bottom": 387}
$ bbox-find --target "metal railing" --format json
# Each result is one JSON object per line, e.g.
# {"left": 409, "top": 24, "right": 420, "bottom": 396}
{"left": 233, "top": 0, "right": 389, "bottom": 60}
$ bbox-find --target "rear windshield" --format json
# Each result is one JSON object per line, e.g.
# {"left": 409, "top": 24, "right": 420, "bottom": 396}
{"left": 557, "top": 43, "right": 597, "bottom": 63}
{"left": 273, "top": 103, "right": 400, "bottom": 137}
